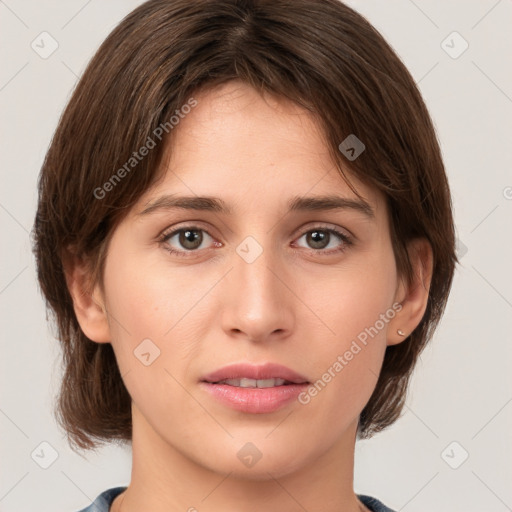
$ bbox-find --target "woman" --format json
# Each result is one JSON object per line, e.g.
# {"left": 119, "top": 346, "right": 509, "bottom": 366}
{"left": 32, "top": 1, "right": 456, "bottom": 510}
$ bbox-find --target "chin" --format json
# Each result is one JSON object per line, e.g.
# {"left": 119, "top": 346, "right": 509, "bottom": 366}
{"left": 201, "top": 437, "right": 313, "bottom": 480}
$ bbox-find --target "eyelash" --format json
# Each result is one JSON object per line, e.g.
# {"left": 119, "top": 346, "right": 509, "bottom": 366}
{"left": 157, "top": 224, "right": 353, "bottom": 258}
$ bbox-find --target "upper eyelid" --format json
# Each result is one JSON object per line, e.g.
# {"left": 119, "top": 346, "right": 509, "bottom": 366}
{"left": 159, "top": 221, "right": 350, "bottom": 234}
{"left": 159, "top": 222, "right": 352, "bottom": 246}
{"left": 158, "top": 221, "right": 216, "bottom": 239}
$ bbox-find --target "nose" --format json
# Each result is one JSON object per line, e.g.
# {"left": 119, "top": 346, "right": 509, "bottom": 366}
{"left": 220, "top": 239, "right": 295, "bottom": 344}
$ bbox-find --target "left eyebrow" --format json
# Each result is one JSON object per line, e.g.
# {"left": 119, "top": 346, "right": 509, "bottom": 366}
{"left": 288, "top": 195, "right": 374, "bottom": 218}
{"left": 137, "top": 194, "right": 374, "bottom": 218}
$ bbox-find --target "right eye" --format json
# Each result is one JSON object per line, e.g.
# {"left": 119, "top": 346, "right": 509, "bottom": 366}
{"left": 158, "top": 225, "right": 221, "bottom": 257}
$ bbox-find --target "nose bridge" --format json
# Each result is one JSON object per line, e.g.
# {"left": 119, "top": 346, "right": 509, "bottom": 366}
{"left": 238, "top": 245, "right": 280, "bottom": 303}
{"left": 221, "top": 234, "right": 294, "bottom": 340}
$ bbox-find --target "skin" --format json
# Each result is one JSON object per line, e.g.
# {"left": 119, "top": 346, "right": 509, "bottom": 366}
{"left": 66, "top": 80, "right": 432, "bottom": 512}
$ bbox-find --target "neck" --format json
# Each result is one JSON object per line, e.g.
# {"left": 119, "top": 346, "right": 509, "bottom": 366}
{"left": 115, "top": 405, "right": 367, "bottom": 512}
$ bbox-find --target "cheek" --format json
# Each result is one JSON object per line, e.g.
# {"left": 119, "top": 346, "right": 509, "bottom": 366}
{"left": 103, "top": 249, "right": 201, "bottom": 341}
{"left": 101, "top": 250, "right": 217, "bottom": 406}
{"left": 101, "top": 256, "right": 209, "bottom": 431}
{"left": 100, "top": 251, "right": 181, "bottom": 378}
{"left": 303, "top": 251, "right": 397, "bottom": 349}
{"left": 296, "top": 250, "right": 397, "bottom": 412}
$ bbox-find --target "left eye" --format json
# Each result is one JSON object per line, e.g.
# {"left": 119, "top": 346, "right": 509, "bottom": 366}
{"left": 294, "top": 228, "right": 351, "bottom": 253}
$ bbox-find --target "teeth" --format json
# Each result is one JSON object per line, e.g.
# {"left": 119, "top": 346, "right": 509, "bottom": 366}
{"left": 219, "top": 378, "right": 287, "bottom": 388}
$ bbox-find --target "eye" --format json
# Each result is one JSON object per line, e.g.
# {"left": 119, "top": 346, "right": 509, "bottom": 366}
{"left": 158, "top": 224, "right": 353, "bottom": 258}
{"left": 293, "top": 226, "right": 353, "bottom": 254}
{"left": 158, "top": 226, "right": 219, "bottom": 256}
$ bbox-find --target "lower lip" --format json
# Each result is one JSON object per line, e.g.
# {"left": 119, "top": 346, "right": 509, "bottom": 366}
{"left": 200, "top": 382, "right": 308, "bottom": 413}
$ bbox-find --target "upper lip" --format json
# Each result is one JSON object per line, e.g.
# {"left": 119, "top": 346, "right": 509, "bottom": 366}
{"left": 201, "top": 363, "right": 309, "bottom": 384}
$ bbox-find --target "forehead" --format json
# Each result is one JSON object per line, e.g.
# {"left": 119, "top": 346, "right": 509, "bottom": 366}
{"left": 136, "top": 80, "right": 385, "bottom": 219}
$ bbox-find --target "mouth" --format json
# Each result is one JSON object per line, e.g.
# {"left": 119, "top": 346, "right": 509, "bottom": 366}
{"left": 200, "top": 362, "right": 309, "bottom": 386}
{"left": 206, "top": 377, "right": 298, "bottom": 388}
{"left": 200, "top": 363, "right": 310, "bottom": 413}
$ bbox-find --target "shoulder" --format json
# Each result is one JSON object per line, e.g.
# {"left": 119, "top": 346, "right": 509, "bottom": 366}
{"left": 75, "top": 487, "right": 127, "bottom": 512}
{"left": 358, "top": 494, "right": 397, "bottom": 512}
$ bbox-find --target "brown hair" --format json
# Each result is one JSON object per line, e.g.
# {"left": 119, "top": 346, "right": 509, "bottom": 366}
{"left": 32, "top": 0, "right": 456, "bottom": 451}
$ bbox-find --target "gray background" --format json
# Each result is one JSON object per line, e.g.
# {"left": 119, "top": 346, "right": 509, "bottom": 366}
{"left": 1, "top": 1, "right": 511, "bottom": 510}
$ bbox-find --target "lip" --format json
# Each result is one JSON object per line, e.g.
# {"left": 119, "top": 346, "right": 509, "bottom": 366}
{"left": 200, "top": 363, "right": 310, "bottom": 414}
{"left": 201, "top": 363, "right": 309, "bottom": 385}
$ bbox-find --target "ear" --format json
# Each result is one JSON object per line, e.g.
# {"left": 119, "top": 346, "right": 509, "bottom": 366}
{"left": 387, "top": 238, "right": 433, "bottom": 346}
{"left": 62, "top": 247, "right": 111, "bottom": 343}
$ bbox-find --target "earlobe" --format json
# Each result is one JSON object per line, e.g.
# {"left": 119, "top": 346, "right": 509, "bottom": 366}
{"left": 387, "top": 238, "right": 433, "bottom": 346}
{"left": 62, "top": 248, "right": 111, "bottom": 343}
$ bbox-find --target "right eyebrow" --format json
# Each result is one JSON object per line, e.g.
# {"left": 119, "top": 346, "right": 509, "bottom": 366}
{"left": 138, "top": 195, "right": 232, "bottom": 216}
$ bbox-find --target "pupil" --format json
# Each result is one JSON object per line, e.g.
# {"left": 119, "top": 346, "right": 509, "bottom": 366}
{"left": 308, "top": 230, "right": 329, "bottom": 249}
{"left": 180, "top": 230, "right": 202, "bottom": 249}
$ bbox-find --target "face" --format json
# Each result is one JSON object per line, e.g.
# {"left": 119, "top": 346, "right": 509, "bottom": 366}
{"left": 99, "top": 80, "right": 403, "bottom": 478}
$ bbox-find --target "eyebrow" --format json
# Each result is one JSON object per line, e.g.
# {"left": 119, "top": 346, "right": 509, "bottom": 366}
{"left": 138, "top": 194, "right": 374, "bottom": 218}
